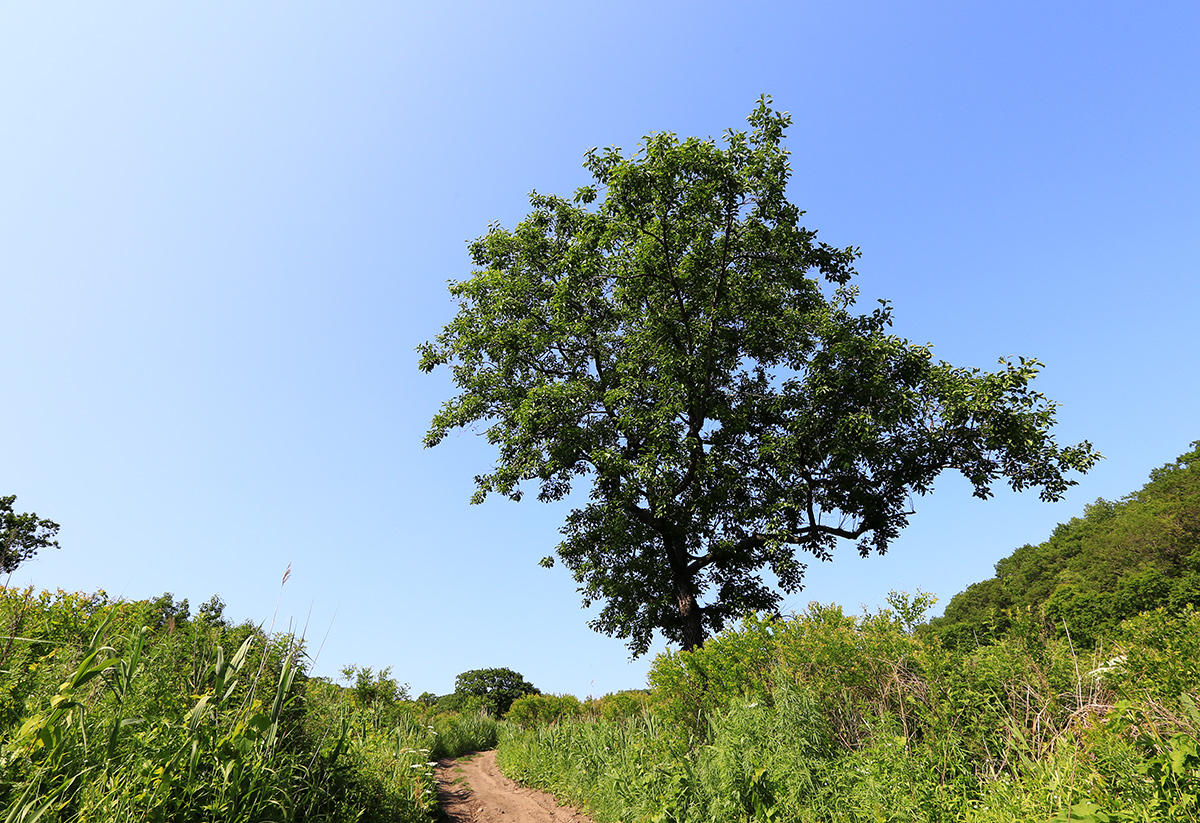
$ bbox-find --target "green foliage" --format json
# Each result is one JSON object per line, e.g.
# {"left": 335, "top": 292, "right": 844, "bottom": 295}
{"left": 506, "top": 693, "right": 584, "bottom": 729}
{"left": 0, "top": 587, "right": 446, "bottom": 822}
{"left": 648, "top": 613, "right": 778, "bottom": 735}
{"left": 338, "top": 664, "right": 411, "bottom": 737}
{"left": 432, "top": 689, "right": 487, "bottom": 715}
{"left": 931, "top": 442, "right": 1200, "bottom": 650}
{"left": 1111, "top": 606, "right": 1200, "bottom": 701}
{"left": 1045, "top": 698, "right": 1200, "bottom": 823}
{"left": 492, "top": 451, "right": 1200, "bottom": 821}
{"left": 196, "top": 594, "right": 230, "bottom": 628}
{"left": 421, "top": 97, "right": 1097, "bottom": 655}
{"left": 453, "top": 667, "right": 539, "bottom": 717}
{"left": 586, "top": 690, "right": 651, "bottom": 723}
{"left": 495, "top": 589, "right": 1200, "bottom": 823}
{"left": 0, "top": 496, "right": 59, "bottom": 573}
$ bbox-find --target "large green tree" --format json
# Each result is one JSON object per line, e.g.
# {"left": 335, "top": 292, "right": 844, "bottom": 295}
{"left": 420, "top": 98, "right": 1099, "bottom": 655}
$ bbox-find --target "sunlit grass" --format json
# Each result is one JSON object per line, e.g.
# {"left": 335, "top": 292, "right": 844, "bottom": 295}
{"left": 497, "top": 604, "right": 1200, "bottom": 823}
{"left": 0, "top": 585, "right": 498, "bottom": 822}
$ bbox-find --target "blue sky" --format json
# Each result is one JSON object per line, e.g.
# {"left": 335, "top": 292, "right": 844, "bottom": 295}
{"left": 2, "top": 1, "right": 1197, "bottom": 698}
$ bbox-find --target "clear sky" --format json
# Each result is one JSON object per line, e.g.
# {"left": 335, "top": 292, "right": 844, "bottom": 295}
{"left": 2, "top": 1, "right": 1197, "bottom": 698}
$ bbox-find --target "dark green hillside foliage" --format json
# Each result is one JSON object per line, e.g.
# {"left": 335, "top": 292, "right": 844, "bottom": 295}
{"left": 929, "top": 442, "right": 1200, "bottom": 649}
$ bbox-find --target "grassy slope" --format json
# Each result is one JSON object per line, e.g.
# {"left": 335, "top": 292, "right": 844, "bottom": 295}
{"left": 496, "top": 443, "right": 1200, "bottom": 823}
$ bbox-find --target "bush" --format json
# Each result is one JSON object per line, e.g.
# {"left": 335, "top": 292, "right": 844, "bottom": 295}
{"left": 507, "top": 693, "right": 584, "bottom": 728}
{"left": 648, "top": 613, "right": 777, "bottom": 735}
{"left": 1113, "top": 606, "right": 1200, "bottom": 701}
{"left": 588, "top": 690, "right": 650, "bottom": 723}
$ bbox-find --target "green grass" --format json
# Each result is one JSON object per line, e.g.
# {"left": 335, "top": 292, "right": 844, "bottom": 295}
{"left": 496, "top": 603, "right": 1200, "bottom": 823}
{"left": 0, "top": 585, "right": 499, "bottom": 822}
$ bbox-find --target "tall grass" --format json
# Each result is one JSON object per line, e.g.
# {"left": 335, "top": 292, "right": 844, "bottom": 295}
{"left": 2, "top": 604, "right": 326, "bottom": 821}
{"left": 0, "top": 585, "right": 498, "bottom": 822}
{"left": 497, "top": 600, "right": 1200, "bottom": 822}
{"left": 428, "top": 711, "right": 499, "bottom": 759}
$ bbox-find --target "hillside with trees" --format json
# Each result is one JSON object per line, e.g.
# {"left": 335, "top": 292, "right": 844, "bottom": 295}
{"left": 929, "top": 441, "right": 1200, "bottom": 649}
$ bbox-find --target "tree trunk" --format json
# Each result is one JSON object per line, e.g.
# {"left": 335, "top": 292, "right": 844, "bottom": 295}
{"left": 664, "top": 531, "right": 705, "bottom": 651}
{"left": 675, "top": 583, "right": 705, "bottom": 651}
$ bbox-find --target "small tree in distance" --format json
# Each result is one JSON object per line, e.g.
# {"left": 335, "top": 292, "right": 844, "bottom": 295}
{"left": 420, "top": 96, "right": 1100, "bottom": 655}
{"left": 453, "top": 667, "right": 539, "bottom": 717}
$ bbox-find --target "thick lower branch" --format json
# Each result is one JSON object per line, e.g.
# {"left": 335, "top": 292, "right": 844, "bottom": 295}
{"left": 686, "top": 521, "right": 874, "bottom": 575}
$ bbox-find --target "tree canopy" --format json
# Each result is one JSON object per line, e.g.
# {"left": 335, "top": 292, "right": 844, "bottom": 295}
{"left": 420, "top": 97, "right": 1099, "bottom": 655}
{"left": 0, "top": 495, "right": 60, "bottom": 574}
{"left": 453, "top": 667, "right": 539, "bottom": 717}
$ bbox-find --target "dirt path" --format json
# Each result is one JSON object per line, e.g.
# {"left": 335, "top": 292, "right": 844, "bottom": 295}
{"left": 435, "top": 750, "right": 595, "bottom": 823}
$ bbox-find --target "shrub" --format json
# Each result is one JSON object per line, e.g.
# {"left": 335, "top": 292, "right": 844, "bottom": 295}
{"left": 1113, "top": 606, "right": 1200, "bottom": 702}
{"left": 507, "top": 693, "right": 584, "bottom": 728}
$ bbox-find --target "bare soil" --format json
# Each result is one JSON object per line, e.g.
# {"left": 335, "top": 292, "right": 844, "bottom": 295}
{"left": 435, "top": 750, "right": 595, "bottom": 823}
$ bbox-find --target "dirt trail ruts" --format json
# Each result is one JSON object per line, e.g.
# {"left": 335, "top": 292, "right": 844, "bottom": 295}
{"left": 435, "top": 750, "right": 594, "bottom": 823}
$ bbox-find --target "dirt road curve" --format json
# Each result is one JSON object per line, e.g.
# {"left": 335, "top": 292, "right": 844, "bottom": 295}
{"left": 435, "top": 750, "right": 594, "bottom": 823}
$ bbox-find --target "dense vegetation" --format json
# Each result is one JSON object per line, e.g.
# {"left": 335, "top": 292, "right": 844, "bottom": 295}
{"left": 500, "top": 600, "right": 1200, "bottom": 822}
{"left": 0, "top": 586, "right": 497, "bottom": 822}
{"left": 496, "top": 445, "right": 1200, "bottom": 822}
{"left": 5, "top": 445, "right": 1197, "bottom": 820}
{"left": 930, "top": 441, "right": 1200, "bottom": 649}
